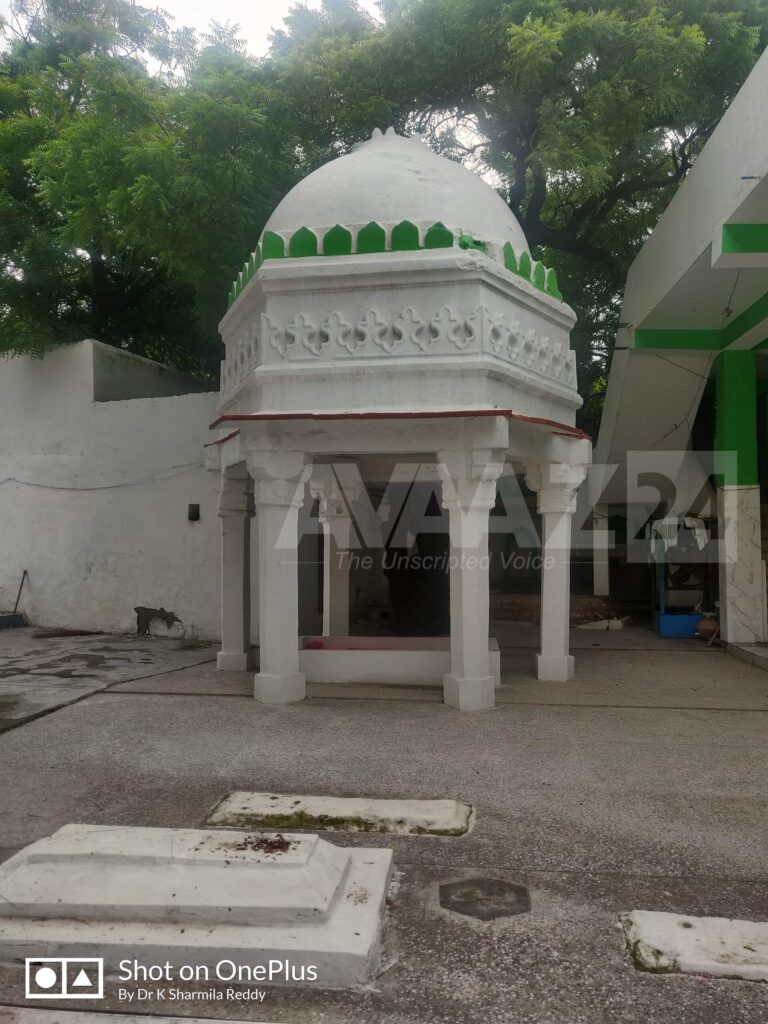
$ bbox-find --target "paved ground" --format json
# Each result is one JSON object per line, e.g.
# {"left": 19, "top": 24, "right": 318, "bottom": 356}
{"left": 0, "top": 1013, "right": 256, "bottom": 1023}
{"left": 0, "top": 630, "right": 216, "bottom": 730}
{"left": 0, "top": 625, "right": 767, "bottom": 1022}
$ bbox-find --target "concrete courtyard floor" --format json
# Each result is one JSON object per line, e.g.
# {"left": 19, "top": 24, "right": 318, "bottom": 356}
{"left": 0, "top": 624, "right": 767, "bottom": 1022}
{"left": 0, "top": 630, "right": 217, "bottom": 730}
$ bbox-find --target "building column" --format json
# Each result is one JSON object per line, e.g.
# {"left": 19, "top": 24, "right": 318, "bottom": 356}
{"left": 310, "top": 471, "right": 358, "bottom": 636}
{"left": 217, "top": 469, "right": 255, "bottom": 671}
{"left": 438, "top": 450, "right": 505, "bottom": 711}
{"left": 716, "top": 350, "right": 765, "bottom": 643}
{"left": 249, "top": 456, "right": 309, "bottom": 704}
{"left": 592, "top": 504, "right": 610, "bottom": 596}
{"left": 527, "top": 463, "right": 586, "bottom": 682}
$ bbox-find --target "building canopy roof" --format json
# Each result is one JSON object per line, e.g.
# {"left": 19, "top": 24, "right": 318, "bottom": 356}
{"left": 595, "top": 46, "right": 768, "bottom": 504}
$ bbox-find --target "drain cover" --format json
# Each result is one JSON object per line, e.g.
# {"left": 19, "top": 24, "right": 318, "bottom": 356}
{"left": 439, "top": 877, "right": 531, "bottom": 921}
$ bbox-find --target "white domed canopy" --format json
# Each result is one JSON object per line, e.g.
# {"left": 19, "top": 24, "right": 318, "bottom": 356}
{"left": 263, "top": 128, "right": 529, "bottom": 254}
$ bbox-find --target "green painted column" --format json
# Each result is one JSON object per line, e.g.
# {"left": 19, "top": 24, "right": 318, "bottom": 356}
{"left": 715, "top": 350, "right": 758, "bottom": 486}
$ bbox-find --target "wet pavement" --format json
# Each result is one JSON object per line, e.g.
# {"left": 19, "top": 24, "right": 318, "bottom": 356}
{"left": 0, "top": 629, "right": 215, "bottom": 730}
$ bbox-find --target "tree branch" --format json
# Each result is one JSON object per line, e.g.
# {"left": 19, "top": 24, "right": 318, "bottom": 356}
{"left": 525, "top": 220, "right": 613, "bottom": 263}
{"left": 522, "top": 167, "right": 547, "bottom": 232}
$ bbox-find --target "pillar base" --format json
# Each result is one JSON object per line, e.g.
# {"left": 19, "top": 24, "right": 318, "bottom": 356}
{"left": 443, "top": 674, "right": 495, "bottom": 711}
{"left": 536, "top": 654, "right": 574, "bottom": 682}
{"left": 217, "top": 651, "right": 257, "bottom": 672}
{"left": 254, "top": 672, "right": 306, "bottom": 705}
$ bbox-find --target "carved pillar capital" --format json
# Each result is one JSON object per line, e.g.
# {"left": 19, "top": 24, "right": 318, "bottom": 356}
{"left": 525, "top": 461, "right": 587, "bottom": 515}
{"left": 217, "top": 471, "right": 254, "bottom": 518}
{"left": 309, "top": 466, "right": 360, "bottom": 521}
{"left": 253, "top": 476, "right": 309, "bottom": 509}
{"left": 246, "top": 452, "right": 311, "bottom": 508}
{"left": 437, "top": 448, "right": 506, "bottom": 511}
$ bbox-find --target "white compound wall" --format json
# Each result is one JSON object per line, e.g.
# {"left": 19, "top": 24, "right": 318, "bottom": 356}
{"left": 0, "top": 340, "right": 223, "bottom": 638}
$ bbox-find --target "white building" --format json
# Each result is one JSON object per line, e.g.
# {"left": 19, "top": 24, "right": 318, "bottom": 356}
{"left": 595, "top": 46, "right": 768, "bottom": 648}
{"left": 2, "top": 131, "right": 592, "bottom": 712}
{"left": 208, "top": 128, "right": 590, "bottom": 710}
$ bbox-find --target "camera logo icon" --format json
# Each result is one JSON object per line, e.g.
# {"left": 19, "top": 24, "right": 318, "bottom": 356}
{"left": 25, "top": 957, "right": 104, "bottom": 999}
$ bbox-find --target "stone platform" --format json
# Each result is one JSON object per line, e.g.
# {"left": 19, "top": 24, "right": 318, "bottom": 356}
{"left": 299, "top": 635, "right": 501, "bottom": 687}
{"left": 0, "top": 824, "right": 393, "bottom": 988}
{"left": 621, "top": 910, "right": 768, "bottom": 981}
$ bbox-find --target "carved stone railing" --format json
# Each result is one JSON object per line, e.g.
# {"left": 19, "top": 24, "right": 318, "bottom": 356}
{"left": 219, "top": 302, "right": 577, "bottom": 401}
{"left": 220, "top": 323, "right": 259, "bottom": 396}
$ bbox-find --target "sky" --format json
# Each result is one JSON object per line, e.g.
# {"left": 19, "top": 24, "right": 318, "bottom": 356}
{"left": 170, "top": 0, "right": 382, "bottom": 55}
{"left": 0, "top": 0, "right": 383, "bottom": 57}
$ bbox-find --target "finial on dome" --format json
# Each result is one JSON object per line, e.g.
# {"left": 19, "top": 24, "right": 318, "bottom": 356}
{"left": 369, "top": 126, "right": 400, "bottom": 141}
{"left": 353, "top": 127, "right": 426, "bottom": 151}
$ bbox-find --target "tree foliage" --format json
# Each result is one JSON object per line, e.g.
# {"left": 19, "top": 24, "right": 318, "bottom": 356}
{"left": 0, "top": 0, "right": 298, "bottom": 373}
{"left": 1, "top": 0, "right": 766, "bottom": 419}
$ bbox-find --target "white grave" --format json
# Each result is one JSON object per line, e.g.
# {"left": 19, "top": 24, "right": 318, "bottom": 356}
{"left": 621, "top": 910, "right": 768, "bottom": 981}
{"left": 207, "top": 792, "right": 474, "bottom": 835}
{"left": 0, "top": 824, "right": 393, "bottom": 988}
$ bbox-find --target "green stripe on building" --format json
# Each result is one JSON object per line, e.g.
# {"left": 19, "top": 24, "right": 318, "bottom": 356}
{"left": 634, "top": 330, "right": 723, "bottom": 350}
{"left": 722, "top": 223, "right": 768, "bottom": 254}
{"left": 715, "top": 349, "right": 758, "bottom": 486}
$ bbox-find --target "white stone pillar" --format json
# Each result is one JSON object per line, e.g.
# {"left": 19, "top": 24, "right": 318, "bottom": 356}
{"left": 438, "top": 450, "right": 505, "bottom": 711}
{"left": 250, "top": 462, "right": 309, "bottom": 704}
{"left": 322, "top": 514, "right": 353, "bottom": 636}
{"left": 592, "top": 504, "right": 610, "bottom": 597}
{"left": 310, "top": 472, "right": 358, "bottom": 636}
{"left": 718, "top": 485, "right": 766, "bottom": 644}
{"left": 527, "top": 463, "right": 586, "bottom": 682}
{"left": 217, "top": 470, "right": 255, "bottom": 671}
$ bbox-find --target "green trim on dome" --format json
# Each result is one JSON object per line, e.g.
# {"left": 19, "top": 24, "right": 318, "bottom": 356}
{"left": 262, "top": 231, "right": 285, "bottom": 260}
{"left": 323, "top": 224, "right": 353, "bottom": 256}
{"left": 503, "top": 242, "right": 517, "bottom": 273}
{"left": 459, "top": 233, "right": 488, "bottom": 254}
{"left": 545, "top": 267, "right": 562, "bottom": 300}
{"left": 424, "top": 222, "right": 454, "bottom": 249}
{"left": 226, "top": 221, "right": 565, "bottom": 309}
{"left": 289, "top": 226, "right": 318, "bottom": 258}
{"left": 391, "top": 220, "right": 421, "bottom": 251}
{"left": 357, "top": 221, "right": 387, "bottom": 253}
{"left": 228, "top": 244, "right": 264, "bottom": 306}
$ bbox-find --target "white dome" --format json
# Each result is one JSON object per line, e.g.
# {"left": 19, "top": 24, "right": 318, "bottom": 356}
{"left": 263, "top": 128, "right": 529, "bottom": 254}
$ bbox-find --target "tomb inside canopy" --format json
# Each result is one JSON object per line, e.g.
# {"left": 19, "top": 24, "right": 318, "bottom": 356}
{"left": 206, "top": 127, "right": 591, "bottom": 710}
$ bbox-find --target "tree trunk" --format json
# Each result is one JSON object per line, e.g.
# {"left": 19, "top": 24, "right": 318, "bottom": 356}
{"left": 88, "top": 247, "right": 110, "bottom": 338}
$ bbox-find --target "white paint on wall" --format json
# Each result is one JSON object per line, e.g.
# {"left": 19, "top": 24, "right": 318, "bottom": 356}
{"left": 0, "top": 340, "right": 222, "bottom": 638}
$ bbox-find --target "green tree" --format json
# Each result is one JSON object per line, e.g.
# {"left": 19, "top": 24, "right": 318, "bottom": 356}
{"left": 267, "top": 0, "right": 767, "bottom": 430}
{"left": 0, "top": 0, "right": 297, "bottom": 373}
{"left": 2, "top": 0, "right": 766, "bottom": 422}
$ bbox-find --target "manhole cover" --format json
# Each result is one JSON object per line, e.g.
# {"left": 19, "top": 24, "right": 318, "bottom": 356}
{"left": 439, "top": 877, "right": 531, "bottom": 921}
